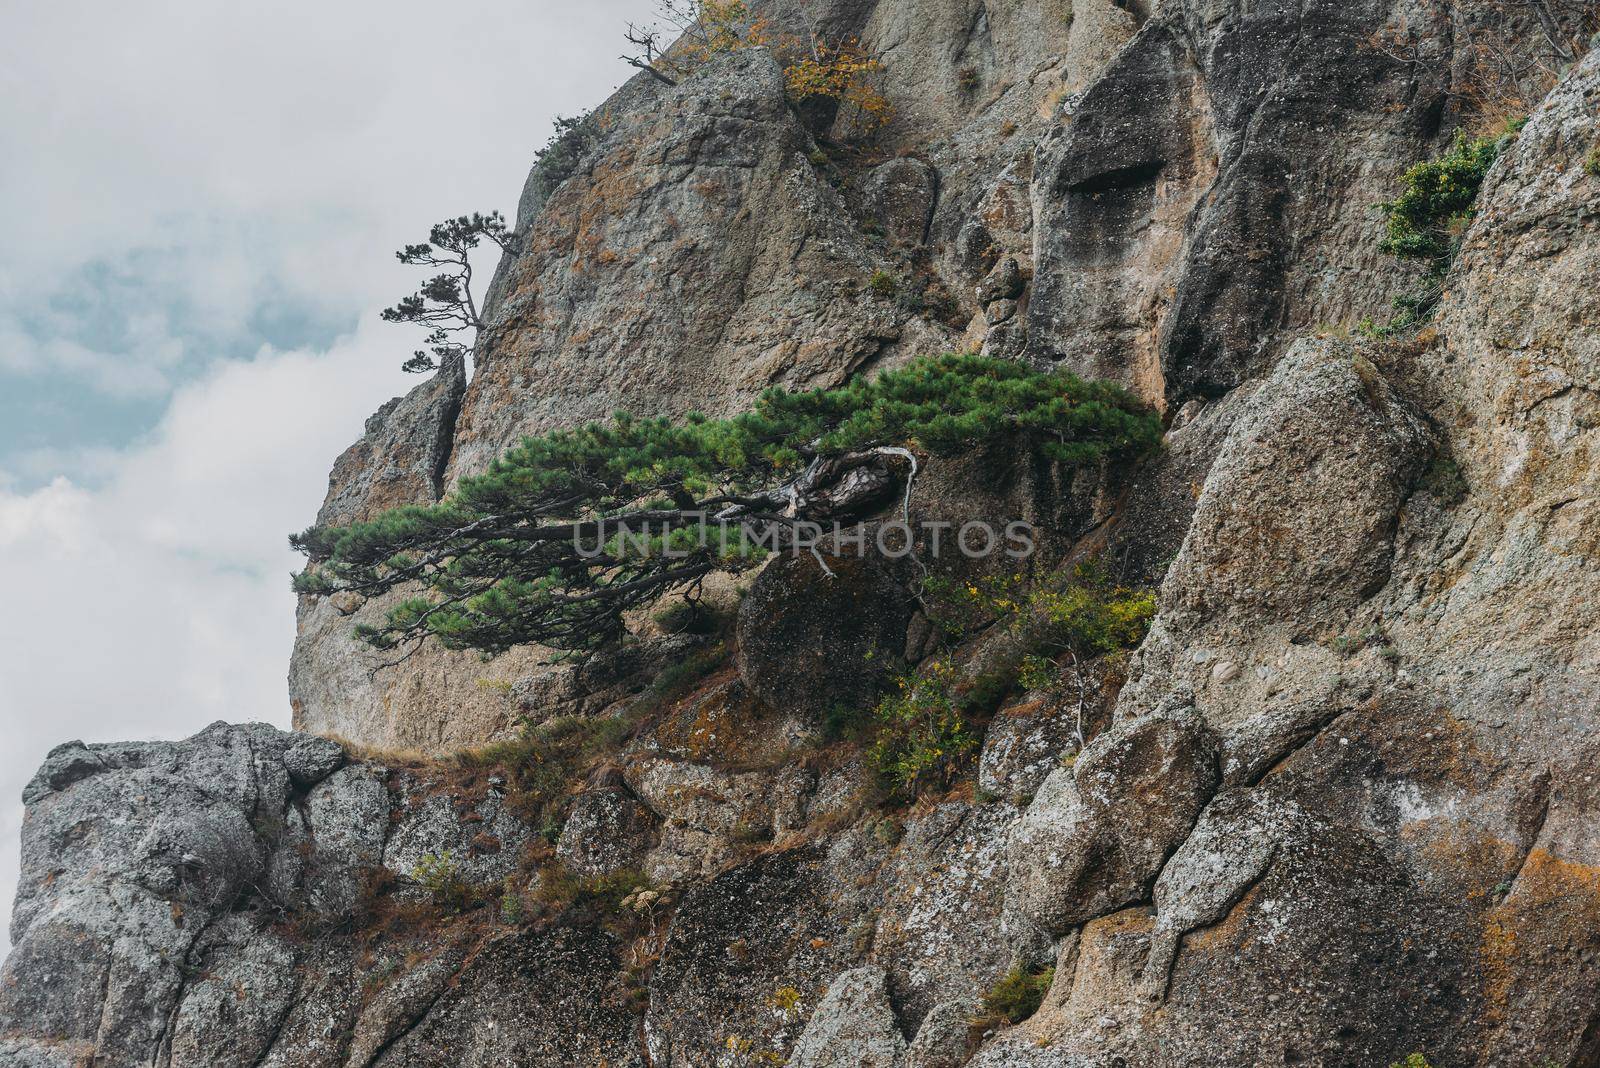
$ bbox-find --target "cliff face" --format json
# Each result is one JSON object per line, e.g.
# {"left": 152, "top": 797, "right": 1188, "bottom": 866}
{"left": 7, "top": 2, "right": 1600, "bottom": 1066}
{"left": 287, "top": 0, "right": 1529, "bottom": 749}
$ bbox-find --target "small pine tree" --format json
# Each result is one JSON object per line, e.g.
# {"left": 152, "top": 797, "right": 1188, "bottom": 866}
{"left": 383, "top": 212, "right": 519, "bottom": 373}
{"left": 1372, "top": 127, "right": 1515, "bottom": 332}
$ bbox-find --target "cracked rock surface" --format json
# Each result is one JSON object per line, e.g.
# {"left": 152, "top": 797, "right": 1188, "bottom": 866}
{"left": 8, "top": 3, "right": 1600, "bottom": 1066}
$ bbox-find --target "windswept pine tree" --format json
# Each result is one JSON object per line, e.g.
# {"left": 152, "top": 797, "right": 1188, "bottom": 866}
{"left": 292, "top": 354, "right": 1161, "bottom": 657}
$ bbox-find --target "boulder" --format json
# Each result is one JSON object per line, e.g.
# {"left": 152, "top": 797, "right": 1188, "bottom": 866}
{"left": 736, "top": 552, "right": 914, "bottom": 720}
{"left": 788, "top": 966, "right": 907, "bottom": 1068}
{"left": 555, "top": 787, "right": 659, "bottom": 878}
{"left": 862, "top": 156, "right": 938, "bottom": 246}
{"left": 1006, "top": 705, "right": 1219, "bottom": 937}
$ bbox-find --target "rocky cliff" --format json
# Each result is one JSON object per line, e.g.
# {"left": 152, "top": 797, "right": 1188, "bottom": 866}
{"left": 7, "top": 1, "right": 1600, "bottom": 1066}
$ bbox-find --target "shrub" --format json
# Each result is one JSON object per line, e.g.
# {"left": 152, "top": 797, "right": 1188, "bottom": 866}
{"left": 457, "top": 710, "right": 642, "bottom": 827}
{"left": 784, "top": 42, "right": 893, "bottom": 129}
{"left": 978, "top": 964, "right": 1054, "bottom": 1026}
{"left": 1017, "top": 653, "right": 1055, "bottom": 692}
{"left": 1027, "top": 568, "right": 1158, "bottom": 657}
{"left": 924, "top": 563, "right": 1156, "bottom": 661}
{"left": 1389, "top": 1056, "right": 1432, "bottom": 1068}
{"left": 868, "top": 659, "right": 980, "bottom": 794}
{"left": 627, "top": 1, "right": 892, "bottom": 131}
{"left": 652, "top": 596, "right": 731, "bottom": 635}
{"left": 868, "top": 269, "right": 898, "bottom": 298}
{"left": 534, "top": 864, "right": 651, "bottom": 916}
{"left": 1372, "top": 127, "right": 1517, "bottom": 332}
{"left": 1420, "top": 453, "right": 1468, "bottom": 506}
{"left": 904, "top": 563, "right": 1155, "bottom": 759}
{"left": 529, "top": 112, "right": 600, "bottom": 202}
{"left": 499, "top": 876, "right": 527, "bottom": 925}
{"left": 896, "top": 270, "right": 965, "bottom": 326}
{"left": 1586, "top": 142, "right": 1600, "bottom": 179}
{"left": 412, "top": 851, "right": 474, "bottom": 913}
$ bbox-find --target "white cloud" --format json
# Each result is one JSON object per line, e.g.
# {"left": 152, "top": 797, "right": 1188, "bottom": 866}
{"left": 0, "top": 0, "right": 652, "bottom": 401}
{"left": 0, "top": 323, "right": 413, "bottom": 952}
{"left": 0, "top": 0, "right": 658, "bottom": 955}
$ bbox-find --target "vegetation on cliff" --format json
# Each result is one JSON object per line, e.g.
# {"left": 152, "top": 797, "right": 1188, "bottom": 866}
{"left": 1366, "top": 125, "right": 1518, "bottom": 333}
{"left": 383, "top": 211, "right": 519, "bottom": 373}
{"left": 292, "top": 353, "right": 1161, "bottom": 657}
{"left": 623, "top": 0, "right": 892, "bottom": 128}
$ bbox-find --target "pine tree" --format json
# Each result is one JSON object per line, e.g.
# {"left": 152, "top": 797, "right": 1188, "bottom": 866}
{"left": 292, "top": 354, "right": 1162, "bottom": 658}
{"left": 382, "top": 212, "right": 519, "bottom": 373}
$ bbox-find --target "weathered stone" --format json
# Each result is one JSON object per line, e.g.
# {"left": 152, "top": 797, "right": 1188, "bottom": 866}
{"left": 905, "top": 996, "right": 981, "bottom": 1068}
{"left": 312, "top": 355, "right": 464, "bottom": 528}
{"left": 383, "top": 782, "right": 530, "bottom": 889}
{"left": 736, "top": 552, "right": 914, "bottom": 720}
{"left": 788, "top": 966, "right": 906, "bottom": 1068}
{"left": 1006, "top": 705, "right": 1219, "bottom": 938}
{"left": 862, "top": 156, "right": 938, "bottom": 246}
{"left": 872, "top": 802, "right": 1019, "bottom": 1021}
{"left": 983, "top": 297, "right": 1017, "bottom": 325}
{"left": 625, "top": 755, "right": 815, "bottom": 883}
{"left": 978, "top": 695, "right": 1081, "bottom": 801}
{"left": 448, "top": 49, "right": 909, "bottom": 484}
{"left": 555, "top": 787, "right": 658, "bottom": 878}
{"left": 281, "top": 734, "right": 345, "bottom": 786}
{"left": 974, "top": 255, "right": 1024, "bottom": 306}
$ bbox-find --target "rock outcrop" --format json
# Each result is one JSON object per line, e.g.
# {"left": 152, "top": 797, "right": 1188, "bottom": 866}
{"left": 9, "top": 1, "right": 1600, "bottom": 1065}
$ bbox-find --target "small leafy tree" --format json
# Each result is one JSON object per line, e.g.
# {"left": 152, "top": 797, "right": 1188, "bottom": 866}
{"left": 383, "top": 211, "right": 519, "bottom": 373}
{"left": 292, "top": 354, "right": 1161, "bottom": 659}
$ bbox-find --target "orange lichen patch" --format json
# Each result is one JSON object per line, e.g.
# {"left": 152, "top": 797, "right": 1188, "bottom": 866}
{"left": 1000, "top": 695, "right": 1049, "bottom": 720}
{"left": 1477, "top": 849, "right": 1600, "bottom": 1028}
{"left": 1478, "top": 912, "right": 1518, "bottom": 1026}
{"left": 1181, "top": 877, "right": 1268, "bottom": 958}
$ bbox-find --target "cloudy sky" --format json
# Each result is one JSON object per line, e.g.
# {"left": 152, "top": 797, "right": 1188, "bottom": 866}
{"left": 0, "top": 0, "right": 655, "bottom": 953}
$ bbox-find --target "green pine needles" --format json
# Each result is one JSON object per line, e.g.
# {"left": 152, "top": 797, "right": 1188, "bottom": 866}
{"left": 292, "top": 354, "right": 1161, "bottom": 658}
{"left": 1368, "top": 124, "right": 1518, "bottom": 334}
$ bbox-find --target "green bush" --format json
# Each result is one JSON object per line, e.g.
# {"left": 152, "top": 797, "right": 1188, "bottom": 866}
{"left": 868, "top": 659, "right": 980, "bottom": 794}
{"left": 1389, "top": 1056, "right": 1432, "bottom": 1068}
{"left": 866, "top": 564, "right": 1156, "bottom": 796}
{"left": 651, "top": 597, "right": 734, "bottom": 637}
{"left": 529, "top": 112, "right": 600, "bottom": 201}
{"left": 1379, "top": 130, "right": 1504, "bottom": 262}
{"left": 1586, "top": 142, "right": 1600, "bottom": 179}
{"left": 868, "top": 269, "right": 898, "bottom": 298}
{"left": 979, "top": 964, "right": 1054, "bottom": 1025}
{"left": 923, "top": 562, "right": 1156, "bottom": 662}
{"left": 412, "top": 852, "right": 474, "bottom": 913}
{"left": 1372, "top": 126, "right": 1517, "bottom": 332}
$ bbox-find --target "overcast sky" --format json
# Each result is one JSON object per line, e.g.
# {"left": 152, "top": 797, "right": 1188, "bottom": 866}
{"left": 0, "top": 0, "right": 656, "bottom": 955}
